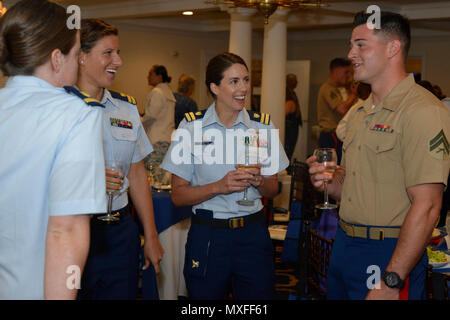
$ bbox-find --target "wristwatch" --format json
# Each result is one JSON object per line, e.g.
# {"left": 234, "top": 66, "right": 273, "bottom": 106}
{"left": 381, "top": 271, "right": 405, "bottom": 289}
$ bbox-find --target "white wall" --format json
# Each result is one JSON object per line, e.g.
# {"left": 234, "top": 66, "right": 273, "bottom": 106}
{"left": 110, "top": 22, "right": 229, "bottom": 114}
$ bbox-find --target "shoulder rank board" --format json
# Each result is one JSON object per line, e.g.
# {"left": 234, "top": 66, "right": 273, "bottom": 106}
{"left": 184, "top": 110, "right": 206, "bottom": 122}
{"left": 64, "top": 86, "right": 104, "bottom": 108}
{"left": 248, "top": 110, "right": 270, "bottom": 125}
{"left": 109, "top": 90, "right": 137, "bottom": 105}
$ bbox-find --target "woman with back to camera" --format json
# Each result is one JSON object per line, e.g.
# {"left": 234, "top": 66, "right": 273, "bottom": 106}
{"left": 0, "top": 0, "right": 106, "bottom": 299}
{"left": 76, "top": 19, "right": 163, "bottom": 300}
{"left": 161, "top": 52, "right": 289, "bottom": 299}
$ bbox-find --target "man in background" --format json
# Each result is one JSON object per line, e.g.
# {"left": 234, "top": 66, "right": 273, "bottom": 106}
{"left": 317, "top": 58, "right": 358, "bottom": 163}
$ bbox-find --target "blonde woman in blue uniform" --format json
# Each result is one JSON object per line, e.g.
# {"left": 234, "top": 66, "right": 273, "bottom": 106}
{"left": 0, "top": 0, "right": 106, "bottom": 299}
{"left": 76, "top": 19, "right": 164, "bottom": 300}
{"left": 161, "top": 52, "right": 289, "bottom": 299}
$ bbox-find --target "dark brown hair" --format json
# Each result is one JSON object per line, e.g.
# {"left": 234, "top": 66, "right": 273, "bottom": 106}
{"left": 0, "top": 0, "right": 77, "bottom": 76}
{"left": 152, "top": 65, "right": 171, "bottom": 83}
{"left": 80, "top": 19, "right": 118, "bottom": 54}
{"left": 205, "top": 52, "right": 248, "bottom": 98}
{"left": 353, "top": 11, "right": 411, "bottom": 61}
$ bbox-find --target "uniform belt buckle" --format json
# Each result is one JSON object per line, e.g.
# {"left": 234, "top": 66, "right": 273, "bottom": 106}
{"left": 347, "top": 223, "right": 355, "bottom": 237}
{"left": 229, "top": 217, "right": 244, "bottom": 229}
{"left": 370, "top": 228, "right": 385, "bottom": 240}
{"left": 112, "top": 212, "right": 120, "bottom": 217}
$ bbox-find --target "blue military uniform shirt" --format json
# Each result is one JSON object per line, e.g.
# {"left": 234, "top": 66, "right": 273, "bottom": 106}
{"left": 161, "top": 102, "right": 289, "bottom": 219}
{"left": 99, "top": 89, "right": 154, "bottom": 211}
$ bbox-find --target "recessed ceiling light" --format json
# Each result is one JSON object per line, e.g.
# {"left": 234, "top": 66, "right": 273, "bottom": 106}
{"left": 182, "top": 11, "right": 193, "bottom": 16}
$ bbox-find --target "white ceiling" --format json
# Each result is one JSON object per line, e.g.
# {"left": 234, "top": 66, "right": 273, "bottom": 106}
{"left": 4, "top": 0, "right": 450, "bottom": 34}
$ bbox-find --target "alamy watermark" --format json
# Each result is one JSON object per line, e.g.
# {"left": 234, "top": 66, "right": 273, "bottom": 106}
{"left": 66, "top": 5, "right": 81, "bottom": 30}
{"left": 168, "top": 122, "right": 281, "bottom": 173}
{"left": 66, "top": 265, "right": 81, "bottom": 290}
{"left": 366, "top": 5, "right": 381, "bottom": 30}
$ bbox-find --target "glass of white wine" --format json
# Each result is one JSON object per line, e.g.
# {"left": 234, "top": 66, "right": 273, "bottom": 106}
{"left": 98, "top": 161, "right": 126, "bottom": 223}
{"left": 313, "top": 148, "right": 338, "bottom": 209}
{"left": 237, "top": 136, "right": 254, "bottom": 206}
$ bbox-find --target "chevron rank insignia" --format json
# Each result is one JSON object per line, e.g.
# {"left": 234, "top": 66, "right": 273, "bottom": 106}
{"left": 429, "top": 129, "right": 449, "bottom": 160}
{"left": 64, "top": 86, "right": 104, "bottom": 108}
{"left": 185, "top": 110, "right": 205, "bottom": 122}
{"left": 248, "top": 111, "right": 270, "bottom": 125}
{"left": 192, "top": 260, "right": 200, "bottom": 269}
{"left": 109, "top": 90, "right": 137, "bottom": 105}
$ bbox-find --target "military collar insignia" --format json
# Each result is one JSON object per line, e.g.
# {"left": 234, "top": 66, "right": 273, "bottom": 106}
{"left": 248, "top": 111, "right": 270, "bottom": 125}
{"left": 184, "top": 110, "right": 206, "bottom": 122}
{"left": 64, "top": 86, "right": 105, "bottom": 108}
{"left": 109, "top": 90, "right": 137, "bottom": 105}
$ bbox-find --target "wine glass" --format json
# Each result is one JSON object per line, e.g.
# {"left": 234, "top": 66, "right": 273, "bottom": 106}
{"left": 237, "top": 136, "right": 254, "bottom": 206}
{"left": 98, "top": 161, "right": 126, "bottom": 223}
{"left": 313, "top": 148, "right": 338, "bottom": 209}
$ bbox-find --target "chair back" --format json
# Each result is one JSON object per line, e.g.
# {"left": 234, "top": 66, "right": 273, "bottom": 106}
{"left": 307, "top": 228, "right": 334, "bottom": 299}
{"left": 289, "top": 160, "right": 321, "bottom": 221}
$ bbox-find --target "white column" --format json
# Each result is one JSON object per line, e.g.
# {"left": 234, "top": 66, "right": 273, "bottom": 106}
{"left": 228, "top": 7, "right": 256, "bottom": 110}
{"left": 260, "top": 9, "right": 289, "bottom": 143}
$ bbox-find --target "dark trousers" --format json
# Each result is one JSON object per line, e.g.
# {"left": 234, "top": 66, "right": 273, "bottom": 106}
{"left": 79, "top": 205, "right": 141, "bottom": 300}
{"left": 184, "top": 210, "right": 274, "bottom": 300}
{"left": 285, "top": 122, "right": 299, "bottom": 161}
{"left": 327, "top": 227, "right": 427, "bottom": 300}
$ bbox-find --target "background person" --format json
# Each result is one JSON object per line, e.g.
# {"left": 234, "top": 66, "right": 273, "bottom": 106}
{"left": 284, "top": 73, "right": 302, "bottom": 162}
{"left": 142, "top": 65, "right": 176, "bottom": 176}
{"left": 161, "top": 52, "right": 289, "bottom": 300}
{"left": 0, "top": 0, "right": 106, "bottom": 300}
{"left": 77, "top": 19, "right": 163, "bottom": 300}
{"left": 317, "top": 58, "right": 358, "bottom": 163}
{"left": 174, "top": 74, "right": 199, "bottom": 129}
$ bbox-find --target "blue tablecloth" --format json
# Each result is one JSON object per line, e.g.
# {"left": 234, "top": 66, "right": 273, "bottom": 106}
{"left": 151, "top": 191, "right": 192, "bottom": 234}
{"left": 141, "top": 190, "right": 192, "bottom": 300}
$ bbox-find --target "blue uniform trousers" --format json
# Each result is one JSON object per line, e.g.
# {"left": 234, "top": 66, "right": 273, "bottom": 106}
{"left": 79, "top": 205, "right": 141, "bottom": 300}
{"left": 184, "top": 210, "right": 274, "bottom": 300}
{"left": 327, "top": 226, "right": 427, "bottom": 300}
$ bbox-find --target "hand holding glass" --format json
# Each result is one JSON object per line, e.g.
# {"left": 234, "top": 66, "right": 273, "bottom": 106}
{"left": 98, "top": 161, "right": 126, "bottom": 223}
{"left": 313, "top": 148, "right": 338, "bottom": 209}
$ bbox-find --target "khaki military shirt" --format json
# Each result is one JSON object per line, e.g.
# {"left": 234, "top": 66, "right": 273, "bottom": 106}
{"left": 317, "top": 79, "right": 344, "bottom": 131}
{"left": 340, "top": 74, "right": 450, "bottom": 227}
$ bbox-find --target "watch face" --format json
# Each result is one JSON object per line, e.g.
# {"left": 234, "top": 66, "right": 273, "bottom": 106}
{"left": 385, "top": 273, "right": 398, "bottom": 287}
{"left": 383, "top": 271, "right": 403, "bottom": 289}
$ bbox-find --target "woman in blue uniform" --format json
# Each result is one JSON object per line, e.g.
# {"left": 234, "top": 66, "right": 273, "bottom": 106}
{"left": 161, "top": 52, "right": 289, "bottom": 299}
{"left": 0, "top": 0, "right": 106, "bottom": 299}
{"left": 76, "top": 19, "right": 164, "bottom": 300}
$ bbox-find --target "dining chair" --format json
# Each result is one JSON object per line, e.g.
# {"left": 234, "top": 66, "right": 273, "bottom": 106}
{"left": 426, "top": 264, "right": 450, "bottom": 300}
{"left": 306, "top": 228, "right": 334, "bottom": 299}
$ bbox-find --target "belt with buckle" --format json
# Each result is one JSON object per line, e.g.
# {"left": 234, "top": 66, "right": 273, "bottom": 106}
{"left": 339, "top": 219, "right": 401, "bottom": 240}
{"left": 192, "top": 210, "right": 265, "bottom": 229}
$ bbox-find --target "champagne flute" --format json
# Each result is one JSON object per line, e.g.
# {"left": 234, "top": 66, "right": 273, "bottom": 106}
{"left": 314, "top": 148, "right": 338, "bottom": 209}
{"left": 237, "top": 136, "right": 254, "bottom": 206}
{"left": 98, "top": 161, "right": 126, "bottom": 223}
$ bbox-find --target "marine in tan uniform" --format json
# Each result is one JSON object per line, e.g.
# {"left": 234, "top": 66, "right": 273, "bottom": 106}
{"left": 317, "top": 58, "right": 358, "bottom": 162}
{"left": 308, "top": 11, "right": 450, "bottom": 300}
